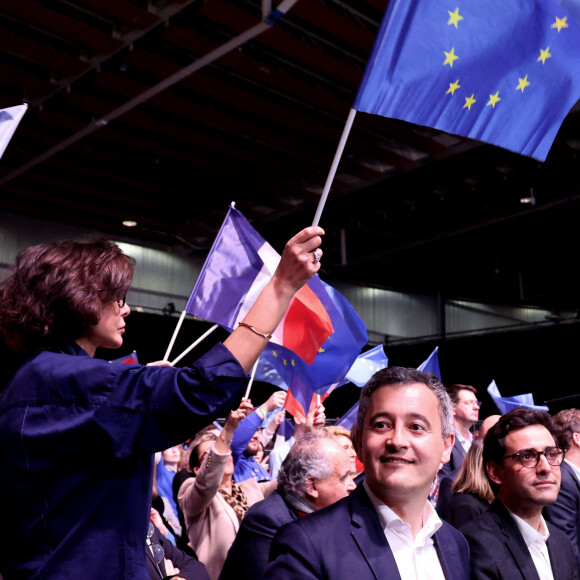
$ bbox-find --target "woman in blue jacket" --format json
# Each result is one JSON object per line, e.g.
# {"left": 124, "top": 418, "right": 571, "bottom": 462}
{"left": 0, "top": 225, "right": 323, "bottom": 579}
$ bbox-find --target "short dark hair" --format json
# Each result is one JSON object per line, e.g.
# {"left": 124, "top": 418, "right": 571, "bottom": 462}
{"left": 447, "top": 384, "right": 478, "bottom": 405}
{"left": 552, "top": 408, "right": 580, "bottom": 451}
{"left": 483, "top": 408, "right": 557, "bottom": 492}
{"left": 356, "top": 366, "right": 453, "bottom": 438}
{"left": 0, "top": 239, "right": 134, "bottom": 353}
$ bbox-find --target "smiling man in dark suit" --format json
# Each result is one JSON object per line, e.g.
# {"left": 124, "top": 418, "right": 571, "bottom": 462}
{"left": 461, "top": 408, "right": 579, "bottom": 580}
{"left": 262, "top": 366, "right": 470, "bottom": 580}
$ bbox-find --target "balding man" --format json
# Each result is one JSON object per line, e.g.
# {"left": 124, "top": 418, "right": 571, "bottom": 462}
{"left": 219, "top": 432, "right": 355, "bottom": 580}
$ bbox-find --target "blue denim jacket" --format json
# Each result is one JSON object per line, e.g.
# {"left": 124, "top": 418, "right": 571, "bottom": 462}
{"left": 0, "top": 341, "right": 247, "bottom": 579}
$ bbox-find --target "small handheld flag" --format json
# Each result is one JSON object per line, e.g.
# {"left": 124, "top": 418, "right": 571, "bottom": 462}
{"left": 185, "top": 204, "right": 334, "bottom": 365}
{"left": 0, "top": 105, "right": 27, "bottom": 160}
{"left": 487, "top": 380, "right": 549, "bottom": 413}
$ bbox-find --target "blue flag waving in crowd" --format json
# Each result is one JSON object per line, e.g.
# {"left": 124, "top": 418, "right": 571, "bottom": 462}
{"left": 353, "top": 0, "right": 580, "bottom": 160}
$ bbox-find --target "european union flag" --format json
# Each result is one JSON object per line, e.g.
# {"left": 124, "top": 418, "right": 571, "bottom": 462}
{"left": 487, "top": 380, "right": 549, "bottom": 413}
{"left": 0, "top": 104, "right": 27, "bottom": 160}
{"left": 353, "top": 0, "right": 580, "bottom": 161}
{"left": 343, "top": 345, "right": 389, "bottom": 388}
{"left": 417, "top": 346, "right": 441, "bottom": 380}
{"left": 336, "top": 400, "right": 360, "bottom": 431}
{"left": 255, "top": 281, "right": 368, "bottom": 419}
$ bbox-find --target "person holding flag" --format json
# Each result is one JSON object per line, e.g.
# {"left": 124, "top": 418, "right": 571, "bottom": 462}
{"left": 0, "top": 224, "right": 324, "bottom": 580}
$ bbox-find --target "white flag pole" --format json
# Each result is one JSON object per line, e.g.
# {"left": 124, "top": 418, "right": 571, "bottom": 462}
{"left": 170, "top": 323, "right": 219, "bottom": 366}
{"left": 163, "top": 310, "right": 188, "bottom": 362}
{"left": 311, "top": 108, "right": 358, "bottom": 227}
{"left": 244, "top": 360, "right": 260, "bottom": 400}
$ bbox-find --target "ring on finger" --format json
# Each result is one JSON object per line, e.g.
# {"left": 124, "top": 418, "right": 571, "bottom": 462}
{"left": 313, "top": 248, "right": 322, "bottom": 263}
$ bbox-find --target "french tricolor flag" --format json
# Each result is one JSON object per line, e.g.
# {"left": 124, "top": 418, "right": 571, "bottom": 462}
{"left": 185, "top": 205, "right": 333, "bottom": 365}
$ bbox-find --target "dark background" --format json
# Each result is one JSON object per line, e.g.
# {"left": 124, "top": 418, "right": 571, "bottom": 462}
{"left": 96, "top": 310, "right": 580, "bottom": 423}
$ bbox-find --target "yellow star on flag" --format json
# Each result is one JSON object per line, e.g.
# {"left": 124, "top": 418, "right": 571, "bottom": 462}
{"left": 272, "top": 350, "right": 278, "bottom": 358}
{"left": 463, "top": 93, "right": 476, "bottom": 110}
{"left": 291, "top": 359, "right": 295, "bottom": 367}
{"left": 443, "top": 47, "right": 459, "bottom": 68}
{"left": 447, "top": 7, "right": 463, "bottom": 28}
{"left": 318, "top": 347, "right": 326, "bottom": 354}
{"left": 487, "top": 91, "right": 501, "bottom": 108}
{"left": 552, "top": 16, "right": 568, "bottom": 32}
{"left": 283, "top": 359, "right": 287, "bottom": 366}
{"left": 447, "top": 79, "right": 460, "bottom": 95}
{"left": 537, "top": 46, "right": 551, "bottom": 64}
{"left": 516, "top": 75, "right": 530, "bottom": 92}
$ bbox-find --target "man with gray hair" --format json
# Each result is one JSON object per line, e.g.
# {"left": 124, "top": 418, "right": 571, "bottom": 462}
{"left": 263, "top": 366, "right": 470, "bottom": 580}
{"left": 218, "top": 431, "right": 355, "bottom": 580}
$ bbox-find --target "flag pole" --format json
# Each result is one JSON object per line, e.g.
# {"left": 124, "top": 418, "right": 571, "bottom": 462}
{"left": 311, "top": 108, "right": 358, "bottom": 227}
{"left": 163, "top": 310, "right": 187, "bottom": 361}
{"left": 244, "top": 360, "right": 259, "bottom": 400}
{"left": 170, "top": 323, "right": 219, "bottom": 365}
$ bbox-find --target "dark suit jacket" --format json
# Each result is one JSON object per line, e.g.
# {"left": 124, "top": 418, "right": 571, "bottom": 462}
{"left": 439, "top": 492, "right": 490, "bottom": 529}
{"left": 262, "top": 484, "right": 470, "bottom": 580}
{"left": 461, "top": 499, "right": 579, "bottom": 580}
{"left": 544, "top": 461, "right": 580, "bottom": 569}
{"left": 219, "top": 489, "right": 299, "bottom": 580}
{"left": 146, "top": 525, "right": 210, "bottom": 580}
{"left": 439, "top": 438, "right": 467, "bottom": 478}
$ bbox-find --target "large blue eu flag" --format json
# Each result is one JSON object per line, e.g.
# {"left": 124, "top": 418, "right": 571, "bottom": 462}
{"left": 353, "top": 0, "right": 580, "bottom": 161}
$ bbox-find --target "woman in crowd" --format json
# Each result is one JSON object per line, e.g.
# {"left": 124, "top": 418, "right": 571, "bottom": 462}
{"left": 179, "top": 401, "right": 277, "bottom": 580}
{"left": 0, "top": 225, "right": 323, "bottom": 579}
{"left": 155, "top": 445, "right": 184, "bottom": 543}
{"left": 325, "top": 425, "right": 360, "bottom": 476}
{"left": 438, "top": 439, "right": 494, "bottom": 528}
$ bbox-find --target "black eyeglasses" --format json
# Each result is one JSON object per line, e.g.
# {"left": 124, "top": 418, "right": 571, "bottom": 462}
{"left": 97, "top": 289, "right": 126, "bottom": 308}
{"left": 504, "top": 446, "right": 564, "bottom": 468}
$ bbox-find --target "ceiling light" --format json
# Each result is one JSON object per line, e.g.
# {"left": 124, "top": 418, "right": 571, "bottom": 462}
{"left": 520, "top": 188, "right": 536, "bottom": 206}
{"left": 122, "top": 220, "right": 138, "bottom": 227}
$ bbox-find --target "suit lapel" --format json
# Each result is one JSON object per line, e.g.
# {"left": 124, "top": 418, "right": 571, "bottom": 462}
{"left": 491, "top": 501, "right": 540, "bottom": 580}
{"left": 546, "top": 523, "right": 569, "bottom": 579}
{"left": 455, "top": 441, "right": 467, "bottom": 460}
{"left": 433, "top": 527, "right": 465, "bottom": 580}
{"left": 349, "top": 486, "right": 402, "bottom": 580}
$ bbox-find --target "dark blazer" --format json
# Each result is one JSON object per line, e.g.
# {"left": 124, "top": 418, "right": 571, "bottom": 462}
{"left": 146, "top": 525, "right": 210, "bottom": 580}
{"left": 544, "top": 461, "right": 580, "bottom": 569}
{"left": 219, "top": 489, "right": 299, "bottom": 580}
{"left": 262, "top": 484, "right": 470, "bottom": 580}
{"left": 439, "top": 492, "right": 491, "bottom": 529}
{"left": 461, "top": 499, "right": 579, "bottom": 580}
{"left": 439, "top": 438, "right": 467, "bottom": 478}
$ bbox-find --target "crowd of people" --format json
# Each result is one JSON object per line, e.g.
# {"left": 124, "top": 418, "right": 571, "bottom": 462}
{"left": 2, "top": 229, "right": 580, "bottom": 580}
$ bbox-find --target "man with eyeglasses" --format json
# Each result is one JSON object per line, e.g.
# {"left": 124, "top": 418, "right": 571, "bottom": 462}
{"left": 439, "top": 384, "right": 481, "bottom": 479}
{"left": 435, "top": 384, "right": 480, "bottom": 514}
{"left": 461, "top": 408, "right": 579, "bottom": 580}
